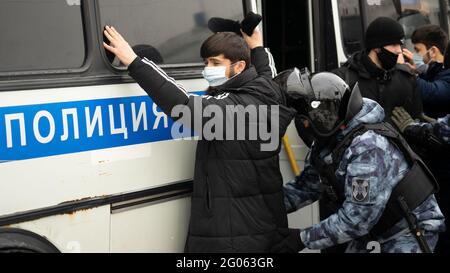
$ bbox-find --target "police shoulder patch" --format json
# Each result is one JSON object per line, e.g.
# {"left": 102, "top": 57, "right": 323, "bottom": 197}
{"left": 352, "top": 178, "right": 370, "bottom": 203}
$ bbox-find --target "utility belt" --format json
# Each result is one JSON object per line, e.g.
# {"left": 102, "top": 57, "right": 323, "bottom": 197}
{"left": 312, "top": 122, "right": 439, "bottom": 252}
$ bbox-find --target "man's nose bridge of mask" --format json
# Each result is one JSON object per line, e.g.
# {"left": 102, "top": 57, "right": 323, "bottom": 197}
{"left": 204, "top": 61, "right": 241, "bottom": 80}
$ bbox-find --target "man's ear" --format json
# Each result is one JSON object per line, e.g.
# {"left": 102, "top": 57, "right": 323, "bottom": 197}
{"left": 236, "top": 60, "right": 247, "bottom": 73}
{"left": 430, "top": 46, "right": 440, "bottom": 57}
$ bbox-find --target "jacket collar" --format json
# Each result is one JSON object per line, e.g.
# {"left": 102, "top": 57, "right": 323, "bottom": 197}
{"left": 360, "top": 52, "right": 387, "bottom": 79}
{"left": 421, "top": 61, "right": 446, "bottom": 81}
{"left": 344, "top": 51, "right": 374, "bottom": 80}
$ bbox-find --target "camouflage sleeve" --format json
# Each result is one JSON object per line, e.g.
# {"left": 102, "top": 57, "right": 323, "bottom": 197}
{"left": 405, "top": 114, "right": 450, "bottom": 148}
{"left": 300, "top": 132, "right": 408, "bottom": 250}
{"left": 284, "top": 154, "right": 323, "bottom": 213}
{"left": 436, "top": 115, "right": 450, "bottom": 144}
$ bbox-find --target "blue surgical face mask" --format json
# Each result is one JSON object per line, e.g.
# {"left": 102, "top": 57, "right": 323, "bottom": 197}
{"left": 413, "top": 52, "right": 429, "bottom": 74}
{"left": 202, "top": 66, "right": 228, "bottom": 87}
{"left": 202, "top": 63, "right": 240, "bottom": 87}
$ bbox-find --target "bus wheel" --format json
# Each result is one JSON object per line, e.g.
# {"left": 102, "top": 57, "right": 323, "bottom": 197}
{"left": 0, "top": 228, "right": 60, "bottom": 253}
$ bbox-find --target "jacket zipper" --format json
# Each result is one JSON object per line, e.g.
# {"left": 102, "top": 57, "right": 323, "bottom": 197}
{"left": 205, "top": 175, "right": 212, "bottom": 211}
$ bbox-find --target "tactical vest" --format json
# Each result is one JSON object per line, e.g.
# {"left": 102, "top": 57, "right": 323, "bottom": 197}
{"left": 311, "top": 122, "right": 439, "bottom": 237}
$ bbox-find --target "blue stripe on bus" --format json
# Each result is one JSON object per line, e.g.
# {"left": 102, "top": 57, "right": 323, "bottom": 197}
{"left": 0, "top": 92, "right": 204, "bottom": 161}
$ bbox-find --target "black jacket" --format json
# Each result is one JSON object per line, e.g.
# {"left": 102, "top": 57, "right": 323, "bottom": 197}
{"left": 128, "top": 47, "right": 295, "bottom": 253}
{"left": 333, "top": 51, "right": 423, "bottom": 123}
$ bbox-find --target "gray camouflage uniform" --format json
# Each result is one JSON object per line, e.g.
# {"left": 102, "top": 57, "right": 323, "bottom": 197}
{"left": 410, "top": 115, "right": 450, "bottom": 144}
{"left": 284, "top": 98, "right": 446, "bottom": 253}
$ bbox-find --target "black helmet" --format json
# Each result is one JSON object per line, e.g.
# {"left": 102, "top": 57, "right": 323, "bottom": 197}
{"left": 275, "top": 68, "right": 363, "bottom": 137}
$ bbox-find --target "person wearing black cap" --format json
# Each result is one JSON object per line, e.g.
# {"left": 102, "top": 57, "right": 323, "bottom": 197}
{"left": 333, "top": 17, "right": 424, "bottom": 126}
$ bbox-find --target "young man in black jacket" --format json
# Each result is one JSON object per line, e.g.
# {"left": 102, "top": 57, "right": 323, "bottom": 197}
{"left": 333, "top": 17, "right": 424, "bottom": 124}
{"left": 103, "top": 26, "right": 295, "bottom": 253}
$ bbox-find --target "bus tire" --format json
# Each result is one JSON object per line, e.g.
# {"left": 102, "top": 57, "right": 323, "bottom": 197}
{"left": 0, "top": 228, "right": 60, "bottom": 253}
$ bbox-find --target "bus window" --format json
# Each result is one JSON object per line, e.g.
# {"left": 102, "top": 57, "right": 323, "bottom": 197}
{"left": 338, "top": 0, "right": 365, "bottom": 56}
{"left": 98, "top": 0, "right": 244, "bottom": 67}
{"left": 0, "top": 0, "right": 85, "bottom": 73}
{"left": 338, "top": 0, "right": 449, "bottom": 57}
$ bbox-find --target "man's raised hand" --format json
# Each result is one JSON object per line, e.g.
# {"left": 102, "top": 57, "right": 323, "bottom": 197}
{"left": 103, "top": 26, "right": 138, "bottom": 67}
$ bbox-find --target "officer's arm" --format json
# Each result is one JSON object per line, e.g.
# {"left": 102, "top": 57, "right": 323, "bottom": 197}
{"left": 403, "top": 121, "right": 446, "bottom": 155}
{"left": 299, "top": 140, "right": 400, "bottom": 250}
{"left": 402, "top": 114, "right": 450, "bottom": 150}
{"left": 437, "top": 115, "right": 450, "bottom": 144}
{"left": 284, "top": 154, "right": 323, "bottom": 213}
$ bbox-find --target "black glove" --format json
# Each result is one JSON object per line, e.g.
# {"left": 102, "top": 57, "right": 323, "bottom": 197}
{"left": 241, "top": 12, "right": 262, "bottom": 36}
{"left": 208, "top": 17, "right": 241, "bottom": 34}
{"left": 271, "top": 228, "right": 305, "bottom": 253}
{"left": 208, "top": 12, "right": 262, "bottom": 36}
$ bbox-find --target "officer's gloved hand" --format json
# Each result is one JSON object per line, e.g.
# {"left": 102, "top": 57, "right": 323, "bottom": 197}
{"left": 271, "top": 228, "right": 305, "bottom": 253}
{"left": 392, "top": 107, "right": 414, "bottom": 133}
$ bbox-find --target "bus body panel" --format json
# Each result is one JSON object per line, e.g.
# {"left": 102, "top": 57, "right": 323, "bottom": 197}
{"left": 10, "top": 205, "right": 111, "bottom": 253}
{"left": 110, "top": 197, "right": 191, "bottom": 253}
{"left": 0, "top": 81, "right": 207, "bottom": 217}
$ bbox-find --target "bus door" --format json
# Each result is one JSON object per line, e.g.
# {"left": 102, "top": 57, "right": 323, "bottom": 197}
{"left": 260, "top": 0, "right": 321, "bottom": 245}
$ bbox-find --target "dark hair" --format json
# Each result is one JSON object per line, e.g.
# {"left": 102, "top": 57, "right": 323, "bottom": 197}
{"left": 201, "top": 32, "right": 251, "bottom": 69}
{"left": 411, "top": 25, "right": 448, "bottom": 54}
{"left": 444, "top": 41, "right": 450, "bottom": 69}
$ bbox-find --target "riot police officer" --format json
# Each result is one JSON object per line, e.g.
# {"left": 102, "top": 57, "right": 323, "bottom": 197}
{"left": 272, "top": 69, "right": 445, "bottom": 253}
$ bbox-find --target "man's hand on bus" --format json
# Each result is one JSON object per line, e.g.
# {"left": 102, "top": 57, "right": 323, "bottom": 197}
{"left": 103, "top": 25, "right": 138, "bottom": 67}
{"left": 241, "top": 27, "right": 263, "bottom": 50}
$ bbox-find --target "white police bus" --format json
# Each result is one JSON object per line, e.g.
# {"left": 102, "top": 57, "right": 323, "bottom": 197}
{"left": 0, "top": 0, "right": 314, "bottom": 253}
{"left": 1, "top": 0, "right": 449, "bottom": 253}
